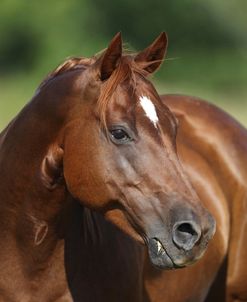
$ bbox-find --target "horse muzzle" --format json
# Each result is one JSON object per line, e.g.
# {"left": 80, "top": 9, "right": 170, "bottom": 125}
{"left": 147, "top": 211, "right": 216, "bottom": 270}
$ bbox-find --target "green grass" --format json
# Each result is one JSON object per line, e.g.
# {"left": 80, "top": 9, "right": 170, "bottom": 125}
{"left": 0, "top": 51, "right": 246, "bottom": 131}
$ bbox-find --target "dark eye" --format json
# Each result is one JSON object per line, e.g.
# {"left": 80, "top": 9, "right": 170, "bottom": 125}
{"left": 109, "top": 128, "right": 132, "bottom": 144}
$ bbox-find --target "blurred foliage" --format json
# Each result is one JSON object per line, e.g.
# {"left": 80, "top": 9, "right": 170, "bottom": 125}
{"left": 1, "top": 0, "right": 247, "bottom": 72}
{"left": 0, "top": 0, "right": 246, "bottom": 129}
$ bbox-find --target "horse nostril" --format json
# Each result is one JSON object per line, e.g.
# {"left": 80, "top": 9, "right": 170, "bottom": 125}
{"left": 177, "top": 223, "right": 196, "bottom": 235}
{"left": 172, "top": 221, "right": 201, "bottom": 251}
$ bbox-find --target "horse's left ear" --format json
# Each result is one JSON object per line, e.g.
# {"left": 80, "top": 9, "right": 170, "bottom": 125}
{"left": 134, "top": 32, "right": 168, "bottom": 74}
{"left": 97, "top": 32, "right": 122, "bottom": 81}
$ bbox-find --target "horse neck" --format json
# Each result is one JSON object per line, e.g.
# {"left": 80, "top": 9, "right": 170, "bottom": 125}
{"left": 0, "top": 90, "right": 72, "bottom": 269}
{"left": 0, "top": 81, "right": 109, "bottom": 276}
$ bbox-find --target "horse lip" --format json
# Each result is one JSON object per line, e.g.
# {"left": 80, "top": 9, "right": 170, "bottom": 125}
{"left": 147, "top": 238, "right": 179, "bottom": 269}
{"left": 156, "top": 239, "right": 186, "bottom": 267}
{"left": 152, "top": 238, "right": 206, "bottom": 268}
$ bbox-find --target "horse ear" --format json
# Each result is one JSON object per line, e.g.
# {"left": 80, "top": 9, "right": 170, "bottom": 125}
{"left": 134, "top": 32, "right": 168, "bottom": 74}
{"left": 98, "top": 32, "right": 122, "bottom": 81}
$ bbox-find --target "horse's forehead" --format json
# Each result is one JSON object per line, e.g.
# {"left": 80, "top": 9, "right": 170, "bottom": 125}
{"left": 139, "top": 95, "right": 159, "bottom": 128}
{"left": 132, "top": 81, "right": 161, "bottom": 128}
{"left": 109, "top": 77, "right": 175, "bottom": 134}
{"left": 114, "top": 81, "right": 160, "bottom": 117}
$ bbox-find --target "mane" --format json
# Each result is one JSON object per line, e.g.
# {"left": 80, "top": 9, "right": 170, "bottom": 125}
{"left": 38, "top": 56, "right": 96, "bottom": 89}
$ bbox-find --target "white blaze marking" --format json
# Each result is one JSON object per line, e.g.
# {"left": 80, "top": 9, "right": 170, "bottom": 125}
{"left": 139, "top": 95, "right": 159, "bottom": 128}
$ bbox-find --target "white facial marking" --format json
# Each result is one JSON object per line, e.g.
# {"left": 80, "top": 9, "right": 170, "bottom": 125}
{"left": 139, "top": 95, "right": 159, "bottom": 128}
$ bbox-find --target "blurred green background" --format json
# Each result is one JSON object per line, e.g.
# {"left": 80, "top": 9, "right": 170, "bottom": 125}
{"left": 0, "top": 0, "right": 246, "bottom": 130}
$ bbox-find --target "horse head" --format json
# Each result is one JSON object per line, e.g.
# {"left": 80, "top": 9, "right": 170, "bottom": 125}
{"left": 45, "top": 33, "right": 215, "bottom": 269}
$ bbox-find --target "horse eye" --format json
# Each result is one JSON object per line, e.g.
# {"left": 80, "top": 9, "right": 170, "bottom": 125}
{"left": 109, "top": 128, "right": 131, "bottom": 143}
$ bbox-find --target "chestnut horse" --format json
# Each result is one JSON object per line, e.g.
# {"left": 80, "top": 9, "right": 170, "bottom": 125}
{"left": 0, "top": 32, "right": 243, "bottom": 302}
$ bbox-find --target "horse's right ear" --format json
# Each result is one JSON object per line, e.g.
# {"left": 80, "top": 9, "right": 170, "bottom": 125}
{"left": 96, "top": 32, "right": 122, "bottom": 81}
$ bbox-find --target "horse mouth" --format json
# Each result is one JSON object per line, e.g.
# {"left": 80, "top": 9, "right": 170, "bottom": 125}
{"left": 147, "top": 238, "right": 185, "bottom": 270}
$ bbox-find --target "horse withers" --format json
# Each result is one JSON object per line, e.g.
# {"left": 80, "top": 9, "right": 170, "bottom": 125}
{"left": 0, "top": 33, "right": 215, "bottom": 301}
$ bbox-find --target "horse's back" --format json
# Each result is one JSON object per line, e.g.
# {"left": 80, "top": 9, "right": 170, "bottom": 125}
{"left": 152, "top": 94, "right": 247, "bottom": 302}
